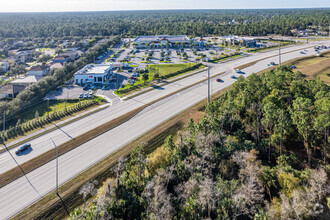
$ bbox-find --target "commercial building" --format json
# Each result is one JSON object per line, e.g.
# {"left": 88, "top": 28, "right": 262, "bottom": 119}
{"left": 133, "top": 35, "right": 191, "bottom": 48}
{"left": 221, "top": 36, "right": 256, "bottom": 47}
{"left": 74, "top": 64, "right": 113, "bottom": 86}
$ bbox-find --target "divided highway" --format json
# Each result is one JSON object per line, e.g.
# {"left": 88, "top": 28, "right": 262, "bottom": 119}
{"left": 0, "top": 41, "right": 328, "bottom": 219}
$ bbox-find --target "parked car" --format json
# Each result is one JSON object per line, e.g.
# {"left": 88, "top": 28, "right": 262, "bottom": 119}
{"left": 236, "top": 69, "right": 241, "bottom": 73}
{"left": 84, "top": 93, "right": 89, "bottom": 98}
{"left": 83, "top": 85, "right": 90, "bottom": 90}
{"left": 79, "top": 93, "right": 84, "bottom": 98}
{"left": 216, "top": 78, "right": 223, "bottom": 82}
{"left": 231, "top": 75, "right": 237, "bottom": 79}
{"left": 101, "top": 86, "right": 106, "bottom": 90}
{"left": 290, "top": 66, "right": 297, "bottom": 69}
{"left": 15, "top": 143, "right": 31, "bottom": 155}
{"left": 129, "top": 76, "right": 137, "bottom": 80}
{"left": 270, "top": 62, "right": 276, "bottom": 65}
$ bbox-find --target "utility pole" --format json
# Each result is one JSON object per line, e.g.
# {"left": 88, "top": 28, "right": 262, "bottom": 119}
{"left": 207, "top": 66, "right": 210, "bottom": 103}
{"left": 279, "top": 42, "right": 281, "bottom": 66}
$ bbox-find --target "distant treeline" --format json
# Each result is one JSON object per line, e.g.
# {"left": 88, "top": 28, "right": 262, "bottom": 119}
{"left": 0, "top": 9, "right": 329, "bottom": 38}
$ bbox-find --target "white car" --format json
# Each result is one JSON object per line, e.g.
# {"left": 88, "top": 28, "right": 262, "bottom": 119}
{"left": 236, "top": 69, "right": 241, "bottom": 73}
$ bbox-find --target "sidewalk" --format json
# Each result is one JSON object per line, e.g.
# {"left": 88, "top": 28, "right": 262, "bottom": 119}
{"left": 1, "top": 102, "right": 110, "bottom": 151}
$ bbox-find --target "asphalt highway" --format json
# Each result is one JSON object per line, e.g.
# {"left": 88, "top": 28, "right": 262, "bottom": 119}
{"left": 0, "top": 41, "right": 329, "bottom": 219}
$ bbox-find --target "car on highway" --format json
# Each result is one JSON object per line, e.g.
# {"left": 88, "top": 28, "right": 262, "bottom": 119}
{"left": 15, "top": 143, "right": 31, "bottom": 155}
{"left": 231, "top": 75, "right": 237, "bottom": 79}
{"left": 236, "top": 69, "right": 241, "bottom": 73}
{"left": 270, "top": 62, "right": 276, "bottom": 65}
{"left": 216, "top": 78, "right": 223, "bottom": 82}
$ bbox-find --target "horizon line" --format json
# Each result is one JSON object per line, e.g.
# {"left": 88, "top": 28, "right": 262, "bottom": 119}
{"left": 0, "top": 7, "right": 329, "bottom": 13}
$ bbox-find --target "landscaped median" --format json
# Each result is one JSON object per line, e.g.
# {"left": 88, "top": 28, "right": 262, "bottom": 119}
{"left": 11, "top": 70, "right": 227, "bottom": 220}
{"left": 114, "top": 63, "right": 205, "bottom": 97}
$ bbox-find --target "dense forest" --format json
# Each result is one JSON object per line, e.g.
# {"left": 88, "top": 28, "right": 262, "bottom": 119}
{"left": 0, "top": 9, "right": 329, "bottom": 38}
{"left": 70, "top": 66, "right": 330, "bottom": 219}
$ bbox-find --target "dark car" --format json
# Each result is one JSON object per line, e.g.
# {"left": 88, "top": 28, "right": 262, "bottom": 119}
{"left": 290, "top": 66, "right": 297, "bottom": 69}
{"left": 15, "top": 144, "right": 31, "bottom": 155}
{"left": 231, "top": 75, "right": 237, "bottom": 79}
{"left": 216, "top": 78, "right": 223, "bottom": 82}
{"left": 129, "top": 76, "right": 137, "bottom": 80}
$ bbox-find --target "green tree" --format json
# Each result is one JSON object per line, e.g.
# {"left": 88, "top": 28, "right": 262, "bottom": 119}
{"left": 142, "top": 72, "right": 149, "bottom": 84}
{"left": 291, "top": 97, "right": 314, "bottom": 167}
{"left": 261, "top": 100, "right": 278, "bottom": 162}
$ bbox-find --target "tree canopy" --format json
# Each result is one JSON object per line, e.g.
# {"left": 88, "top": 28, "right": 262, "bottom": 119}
{"left": 0, "top": 9, "right": 329, "bottom": 38}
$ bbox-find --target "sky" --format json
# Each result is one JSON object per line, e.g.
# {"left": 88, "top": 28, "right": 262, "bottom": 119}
{"left": 0, "top": 0, "right": 329, "bottom": 12}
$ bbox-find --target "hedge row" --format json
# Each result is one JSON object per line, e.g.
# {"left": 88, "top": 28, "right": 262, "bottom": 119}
{"left": 1, "top": 100, "right": 97, "bottom": 141}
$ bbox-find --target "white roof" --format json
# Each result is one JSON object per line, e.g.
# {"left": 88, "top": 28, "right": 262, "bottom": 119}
{"left": 75, "top": 64, "right": 111, "bottom": 75}
{"left": 134, "top": 35, "right": 190, "bottom": 43}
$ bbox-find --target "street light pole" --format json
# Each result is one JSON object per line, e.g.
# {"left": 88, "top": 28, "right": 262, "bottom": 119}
{"left": 50, "top": 138, "right": 58, "bottom": 194}
{"left": 50, "top": 137, "right": 70, "bottom": 216}
{"left": 207, "top": 66, "right": 210, "bottom": 103}
{"left": 3, "top": 111, "right": 5, "bottom": 145}
{"left": 279, "top": 42, "right": 281, "bottom": 66}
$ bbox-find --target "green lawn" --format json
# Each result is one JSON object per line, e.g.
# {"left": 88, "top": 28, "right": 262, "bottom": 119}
{"left": 147, "top": 63, "right": 196, "bottom": 77}
{"left": 115, "top": 63, "right": 205, "bottom": 97}
{"left": 7, "top": 99, "right": 88, "bottom": 128}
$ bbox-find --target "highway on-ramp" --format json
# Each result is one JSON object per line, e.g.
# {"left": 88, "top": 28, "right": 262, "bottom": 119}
{"left": 0, "top": 41, "right": 329, "bottom": 219}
